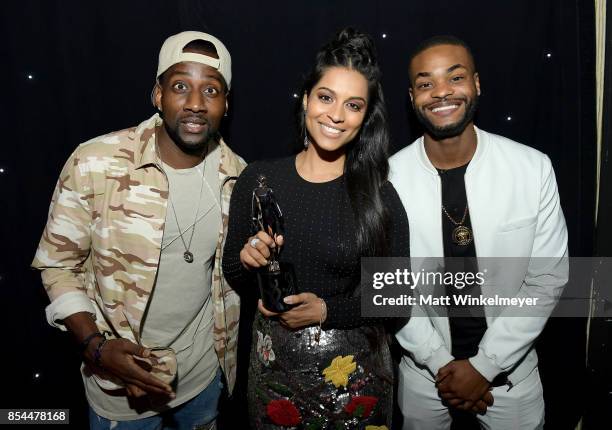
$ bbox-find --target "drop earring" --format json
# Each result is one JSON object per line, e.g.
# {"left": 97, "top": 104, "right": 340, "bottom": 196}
{"left": 303, "top": 110, "right": 309, "bottom": 149}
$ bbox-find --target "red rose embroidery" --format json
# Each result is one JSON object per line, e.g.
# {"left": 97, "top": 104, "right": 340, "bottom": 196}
{"left": 266, "top": 399, "right": 302, "bottom": 426}
{"left": 344, "top": 395, "right": 379, "bottom": 418}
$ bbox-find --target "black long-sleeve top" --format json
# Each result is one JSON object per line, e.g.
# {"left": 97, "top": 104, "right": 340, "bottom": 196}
{"left": 222, "top": 156, "right": 410, "bottom": 329}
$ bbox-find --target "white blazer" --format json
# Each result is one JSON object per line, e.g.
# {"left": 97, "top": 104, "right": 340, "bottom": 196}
{"left": 389, "top": 126, "right": 569, "bottom": 387}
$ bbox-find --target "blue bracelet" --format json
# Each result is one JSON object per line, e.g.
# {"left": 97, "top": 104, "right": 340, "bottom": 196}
{"left": 93, "top": 338, "right": 108, "bottom": 368}
{"left": 80, "top": 332, "right": 105, "bottom": 353}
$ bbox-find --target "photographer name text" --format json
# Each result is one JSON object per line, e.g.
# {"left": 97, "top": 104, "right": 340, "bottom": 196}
{"left": 372, "top": 294, "right": 539, "bottom": 307}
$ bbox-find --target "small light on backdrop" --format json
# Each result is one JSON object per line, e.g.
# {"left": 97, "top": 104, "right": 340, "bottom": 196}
{"left": 27, "top": 74, "right": 33, "bottom": 80}
{"left": 382, "top": 33, "right": 387, "bottom": 39}
{"left": 546, "top": 53, "right": 552, "bottom": 58}
{"left": 293, "top": 93, "right": 298, "bottom": 99}
{"left": 506, "top": 116, "right": 512, "bottom": 121}
{"left": 0, "top": 168, "right": 5, "bottom": 173}
{"left": 34, "top": 373, "right": 40, "bottom": 379}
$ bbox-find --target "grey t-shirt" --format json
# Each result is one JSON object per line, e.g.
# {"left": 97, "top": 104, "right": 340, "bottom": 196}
{"left": 85, "top": 144, "right": 222, "bottom": 420}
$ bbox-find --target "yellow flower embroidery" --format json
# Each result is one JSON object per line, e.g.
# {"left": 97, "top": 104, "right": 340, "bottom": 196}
{"left": 322, "top": 355, "right": 357, "bottom": 388}
{"left": 365, "top": 426, "right": 389, "bottom": 430}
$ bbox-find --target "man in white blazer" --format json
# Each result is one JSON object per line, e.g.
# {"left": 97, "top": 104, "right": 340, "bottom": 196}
{"left": 389, "top": 36, "right": 568, "bottom": 430}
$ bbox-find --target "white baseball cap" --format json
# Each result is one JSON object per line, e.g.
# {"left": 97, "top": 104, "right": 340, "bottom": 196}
{"left": 156, "top": 31, "right": 232, "bottom": 89}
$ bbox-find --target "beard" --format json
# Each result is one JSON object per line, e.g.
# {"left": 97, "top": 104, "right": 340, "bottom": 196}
{"left": 415, "top": 96, "right": 479, "bottom": 140}
{"left": 161, "top": 114, "right": 219, "bottom": 156}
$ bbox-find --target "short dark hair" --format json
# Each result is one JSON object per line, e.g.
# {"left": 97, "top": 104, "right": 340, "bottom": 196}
{"left": 408, "top": 35, "right": 476, "bottom": 82}
{"left": 182, "top": 39, "right": 218, "bottom": 57}
{"left": 158, "top": 39, "right": 228, "bottom": 92}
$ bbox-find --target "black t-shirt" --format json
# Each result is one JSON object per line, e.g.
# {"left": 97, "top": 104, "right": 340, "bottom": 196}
{"left": 438, "top": 163, "right": 487, "bottom": 360}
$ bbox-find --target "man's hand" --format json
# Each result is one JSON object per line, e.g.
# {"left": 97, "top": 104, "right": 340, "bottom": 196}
{"left": 472, "top": 392, "right": 494, "bottom": 414}
{"left": 258, "top": 293, "right": 325, "bottom": 329}
{"left": 84, "top": 338, "right": 175, "bottom": 398}
{"left": 436, "top": 359, "right": 492, "bottom": 412}
{"left": 64, "top": 312, "right": 174, "bottom": 399}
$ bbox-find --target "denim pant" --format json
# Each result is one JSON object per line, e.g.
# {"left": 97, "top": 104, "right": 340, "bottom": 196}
{"left": 89, "top": 370, "right": 223, "bottom": 430}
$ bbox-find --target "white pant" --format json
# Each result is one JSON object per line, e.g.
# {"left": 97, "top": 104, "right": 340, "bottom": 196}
{"left": 398, "top": 361, "right": 545, "bottom": 430}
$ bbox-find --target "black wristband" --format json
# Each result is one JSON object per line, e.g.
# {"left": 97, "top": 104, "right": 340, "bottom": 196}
{"left": 80, "top": 332, "right": 105, "bottom": 353}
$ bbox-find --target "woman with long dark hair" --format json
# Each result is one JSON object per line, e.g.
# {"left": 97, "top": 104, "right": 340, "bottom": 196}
{"left": 222, "top": 28, "right": 410, "bottom": 428}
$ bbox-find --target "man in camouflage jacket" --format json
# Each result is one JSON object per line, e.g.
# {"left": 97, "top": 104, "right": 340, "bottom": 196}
{"left": 32, "top": 32, "right": 246, "bottom": 428}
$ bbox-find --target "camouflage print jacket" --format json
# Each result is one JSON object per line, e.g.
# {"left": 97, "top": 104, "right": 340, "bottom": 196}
{"left": 32, "top": 114, "right": 246, "bottom": 392}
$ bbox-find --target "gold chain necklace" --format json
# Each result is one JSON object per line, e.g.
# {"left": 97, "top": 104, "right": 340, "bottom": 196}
{"left": 441, "top": 205, "right": 473, "bottom": 246}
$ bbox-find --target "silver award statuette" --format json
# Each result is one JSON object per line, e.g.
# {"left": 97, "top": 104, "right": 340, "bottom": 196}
{"left": 251, "top": 175, "right": 297, "bottom": 313}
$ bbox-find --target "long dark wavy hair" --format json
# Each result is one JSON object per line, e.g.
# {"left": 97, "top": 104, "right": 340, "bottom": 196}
{"left": 296, "top": 28, "right": 391, "bottom": 256}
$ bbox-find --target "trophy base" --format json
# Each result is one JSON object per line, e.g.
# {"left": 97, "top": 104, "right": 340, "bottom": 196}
{"left": 257, "top": 262, "right": 298, "bottom": 313}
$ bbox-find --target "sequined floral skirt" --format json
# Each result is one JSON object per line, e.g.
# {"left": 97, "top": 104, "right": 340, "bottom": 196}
{"left": 247, "top": 314, "right": 393, "bottom": 429}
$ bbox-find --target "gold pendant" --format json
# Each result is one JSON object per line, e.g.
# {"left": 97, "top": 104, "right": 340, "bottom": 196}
{"left": 452, "top": 225, "right": 473, "bottom": 246}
